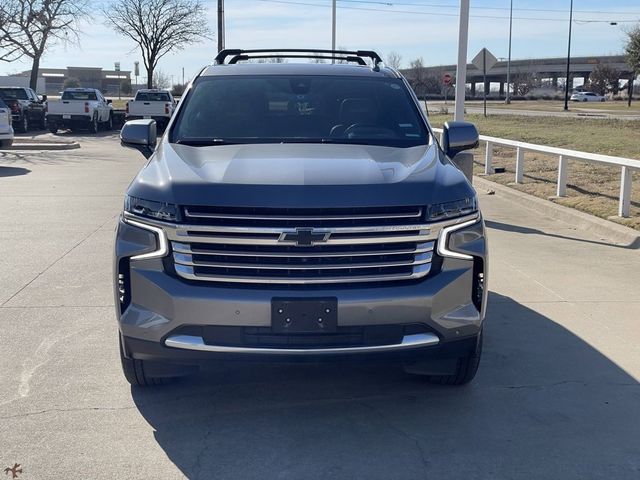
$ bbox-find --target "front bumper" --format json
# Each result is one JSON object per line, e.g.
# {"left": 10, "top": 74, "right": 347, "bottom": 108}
{"left": 115, "top": 214, "right": 488, "bottom": 361}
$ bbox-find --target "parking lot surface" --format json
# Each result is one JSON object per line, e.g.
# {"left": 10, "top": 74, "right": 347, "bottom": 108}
{"left": 1, "top": 133, "right": 639, "bottom": 479}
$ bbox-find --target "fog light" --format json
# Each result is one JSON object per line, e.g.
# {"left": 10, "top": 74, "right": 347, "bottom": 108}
{"left": 118, "top": 273, "right": 126, "bottom": 303}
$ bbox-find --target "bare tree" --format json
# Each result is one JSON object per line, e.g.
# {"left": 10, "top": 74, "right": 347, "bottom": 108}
{"left": 0, "top": 0, "right": 89, "bottom": 90}
{"left": 625, "top": 24, "right": 640, "bottom": 104}
{"left": 512, "top": 71, "right": 540, "bottom": 96}
{"left": 625, "top": 24, "right": 640, "bottom": 74}
{"left": 385, "top": 51, "right": 402, "bottom": 69}
{"left": 405, "top": 57, "right": 427, "bottom": 95}
{"left": 310, "top": 53, "right": 326, "bottom": 64}
{"left": 152, "top": 69, "right": 170, "bottom": 89}
{"left": 587, "top": 64, "right": 620, "bottom": 95}
{"left": 104, "top": 0, "right": 212, "bottom": 88}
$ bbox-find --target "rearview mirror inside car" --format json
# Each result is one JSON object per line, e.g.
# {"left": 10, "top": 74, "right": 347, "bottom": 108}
{"left": 120, "top": 119, "right": 157, "bottom": 159}
{"left": 441, "top": 121, "right": 479, "bottom": 158}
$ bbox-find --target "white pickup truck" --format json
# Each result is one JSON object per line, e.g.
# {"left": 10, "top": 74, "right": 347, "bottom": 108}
{"left": 126, "top": 89, "right": 175, "bottom": 130}
{"left": 46, "top": 88, "right": 113, "bottom": 134}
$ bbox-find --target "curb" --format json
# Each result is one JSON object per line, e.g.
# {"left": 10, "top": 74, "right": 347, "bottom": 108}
{"left": 473, "top": 176, "right": 640, "bottom": 249}
{"left": 2, "top": 142, "right": 80, "bottom": 151}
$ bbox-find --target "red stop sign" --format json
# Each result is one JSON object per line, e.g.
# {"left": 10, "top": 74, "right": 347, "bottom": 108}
{"left": 443, "top": 73, "right": 452, "bottom": 85}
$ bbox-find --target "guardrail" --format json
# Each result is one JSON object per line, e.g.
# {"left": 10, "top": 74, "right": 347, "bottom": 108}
{"left": 433, "top": 127, "right": 639, "bottom": 217}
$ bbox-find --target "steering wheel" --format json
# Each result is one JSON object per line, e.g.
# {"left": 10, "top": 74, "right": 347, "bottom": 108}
{"left": 343, "top": 123, "right": 383, "bottom": 137}
{"left": 343, "top": 123, "right": 395, "bottom": 138}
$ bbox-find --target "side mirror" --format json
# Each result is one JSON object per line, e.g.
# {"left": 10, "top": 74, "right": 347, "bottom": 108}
{"left": 120, "top": 119, "right": 157, "bottom": 159}
{"left": 441, "top": 121, "right": 479, "bottom": 158}
{"left": 106, "top": 99, "right": 112, "bottom": 104}
{"left": 41, "top": 94, "right": 48, "bottom": 102}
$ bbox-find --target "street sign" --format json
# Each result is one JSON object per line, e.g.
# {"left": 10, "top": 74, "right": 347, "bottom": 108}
{"left": 443, "top": 72, "right": 452, "bottom": 86}
{"left": 134, "top": 61, "right": 139, "bottom": 77}
{"left": 114, "top": 62, "right": 121, "bottom": 72}
{"left": 471, "top": 48, "right": 497, "bottom": 117}
{"left": 471, "top": 48, "right": 498, "bottom": 72}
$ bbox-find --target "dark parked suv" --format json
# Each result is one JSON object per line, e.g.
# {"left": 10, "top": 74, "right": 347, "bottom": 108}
{"left": 0, "top": 87, "right": 46, "bottom": 132}
{"left": 116, "top": 49, "right": 488, "bottom": 387}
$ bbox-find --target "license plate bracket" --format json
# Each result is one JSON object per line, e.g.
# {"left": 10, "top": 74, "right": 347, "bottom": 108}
{"left": 271, "top": 298, "right": 338, "bottom": 334}
{"left": 62, "top": 114, "right": 71, "bottom": 119}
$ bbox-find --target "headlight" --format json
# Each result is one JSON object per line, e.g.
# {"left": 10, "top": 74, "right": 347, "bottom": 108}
{"left": 427, "top": 197, "right": 477, "bottom": 222}
{"left": 124, "top": 195, "right": 180, "bottom": 222}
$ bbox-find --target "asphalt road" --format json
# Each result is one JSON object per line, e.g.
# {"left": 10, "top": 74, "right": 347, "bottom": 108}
{"left": 1, "top": 133, "right": 639, "bottom": 479}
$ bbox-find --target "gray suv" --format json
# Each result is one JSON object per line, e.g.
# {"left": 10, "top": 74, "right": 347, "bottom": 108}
{"left": 116, "top": 49, "right": 487, "bottom": 386}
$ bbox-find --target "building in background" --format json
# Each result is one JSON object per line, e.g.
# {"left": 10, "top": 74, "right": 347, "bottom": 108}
{"left": 10, "top": 67, "right": 131, "bottom": 95}
{"left": 0, "top": 75, "right": 46, "bottom": 93}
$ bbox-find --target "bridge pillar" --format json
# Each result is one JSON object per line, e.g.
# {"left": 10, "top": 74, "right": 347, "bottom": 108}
{"left": 552, "top": 76, "right": 558, "bottom": 88}
{"left": 470, "top": 82, "right": 476, "bottom": 97}
{"left": 499, "top": 82, "right": 504, "bottom": 97}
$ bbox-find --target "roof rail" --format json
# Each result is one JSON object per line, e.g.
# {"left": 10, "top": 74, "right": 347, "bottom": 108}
{"left": 214, "top": 49, "right": 384, "bottom": 68}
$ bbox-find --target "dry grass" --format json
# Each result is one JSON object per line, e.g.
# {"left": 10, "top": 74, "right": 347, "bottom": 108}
{"left": 428, "top": 113, "right": 640, "bottom": 230}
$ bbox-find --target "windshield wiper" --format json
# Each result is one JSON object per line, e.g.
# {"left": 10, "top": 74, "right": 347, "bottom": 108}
{"left": 174, "top": 138, "right": 234, "bottom": 146}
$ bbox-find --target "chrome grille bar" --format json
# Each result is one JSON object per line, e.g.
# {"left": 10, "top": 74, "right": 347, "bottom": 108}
{"left": 174, "top": 263, "right": 431, "bottom": 285}
{"left": 173, "top": 252, "right": 433, "bottom": 269}
{"left": 171, "top": 241, "right": 435, "bottom": 257}
{"left": 184, "top": 207, "right": 423, "bottom": 222}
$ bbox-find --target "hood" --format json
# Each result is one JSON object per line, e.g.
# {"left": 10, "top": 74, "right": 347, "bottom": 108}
{"left": 127, "top": 141, "right": 475, "bottom": 208}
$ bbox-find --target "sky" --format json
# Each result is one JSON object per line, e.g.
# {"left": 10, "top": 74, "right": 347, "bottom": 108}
{"left": 1, "top": 0, "right": 639, "bottom": 84}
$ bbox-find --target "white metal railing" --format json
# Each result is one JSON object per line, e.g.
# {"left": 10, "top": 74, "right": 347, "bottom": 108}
{"left": 433, "top": 127, "right": 640, "bottom": 217}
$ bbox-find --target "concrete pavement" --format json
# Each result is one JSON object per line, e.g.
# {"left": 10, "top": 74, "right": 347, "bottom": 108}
{"left": 0, "top": 134, "right": 639, "bottom": 479}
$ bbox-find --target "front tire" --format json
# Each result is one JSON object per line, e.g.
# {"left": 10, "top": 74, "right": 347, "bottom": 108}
{"left": 48, "top": 122, "right": 58, "bottom": 134}
{"left": 105, "top": 112, "right": 113, "bottom": 130}
{"left": 0, "top": 139, "right": 13, "bottom": 148}
{"left": 119, "top": 338, "right": 168, "bottom": 386}
{"left": 425, "top": 330, "right": 483, "bottom": 385}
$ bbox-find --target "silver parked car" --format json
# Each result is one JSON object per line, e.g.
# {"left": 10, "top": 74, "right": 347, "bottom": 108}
{"left": 570, "top": 91, "right": 605, "bottom": 102}
{"left": 115, "top": 49, "right": 488, "bottom": 386}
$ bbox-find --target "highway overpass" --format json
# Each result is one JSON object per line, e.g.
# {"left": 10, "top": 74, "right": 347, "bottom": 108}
{"left": 406, "top": 55, "right": 633, "bottom": 96}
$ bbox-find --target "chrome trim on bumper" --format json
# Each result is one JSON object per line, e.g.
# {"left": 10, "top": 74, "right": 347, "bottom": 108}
{"left": 164, "top": 332, "right": 440, "bottom": 354}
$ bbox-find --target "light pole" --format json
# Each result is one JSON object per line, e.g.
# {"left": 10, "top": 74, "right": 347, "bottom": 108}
{"left": 563, "top": 0, "right": 574, "bottom": 111}
{"left": 331, "top": 0, "right": 336, "bottom": 62}
{"left": 454, "top": 0, "right": 470, "bottom": 121}
{"left": 505, "top": 0, "right": 513, "bottom": 104}
{"left": 217, "top": 0, "right": 225, "bottom": 52}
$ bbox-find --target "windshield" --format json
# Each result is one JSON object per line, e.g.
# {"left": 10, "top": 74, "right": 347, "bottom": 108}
{"left": 0, "top": 88, "right": 28, "bottom": 100}
{"left": 136, "top": 91, "right": 171, "bottom": 102}
{"left": 62, "top": 91, "right": 97, "bottom": 101}
{"left": 171, "top": 75, "right": 429, "bottom": 147}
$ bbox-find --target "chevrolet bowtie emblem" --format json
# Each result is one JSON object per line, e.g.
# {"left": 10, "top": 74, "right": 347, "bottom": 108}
{"left": 279, "top": 228, "right": 330, "bottom": 246}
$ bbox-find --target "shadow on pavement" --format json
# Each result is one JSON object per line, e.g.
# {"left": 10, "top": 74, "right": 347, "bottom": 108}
{"left": 131, "top": 292, "right": 640, "bottom": 480}
{"left": 0, "top": 166, "right": 31, "bottom": 177}
{"left": 485, "top": 219, "right": 639, "bottom": 249}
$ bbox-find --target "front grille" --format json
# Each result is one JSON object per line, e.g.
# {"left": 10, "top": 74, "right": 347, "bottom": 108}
{"left": 168, "top": 206, "right": 435, "bottom": 285}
